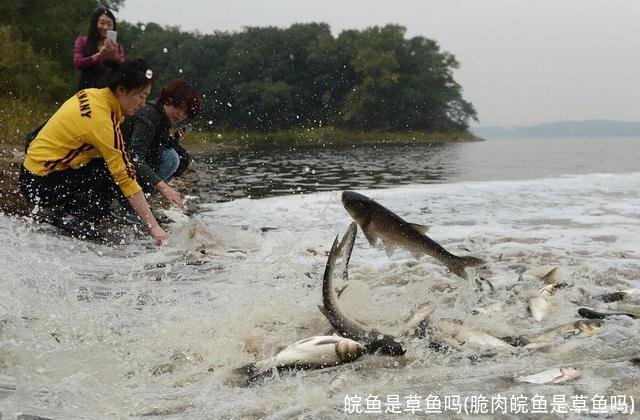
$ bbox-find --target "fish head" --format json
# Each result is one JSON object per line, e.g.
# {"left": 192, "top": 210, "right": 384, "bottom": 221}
{"left": 558, "top": 367, "right": 582, "bottom": 382}
{"left": 575, "top": 319, "right": 604, "bottom": 335}
{"left": 461, "top": 256, "right": 486, "bottom": 268}
{"left": 335, "top": 338, "right": 366, "bottom": 363}
{"left": 341, "top": 191, "right": 377, "bottom": 226}
{"left": 367, "top": 333, "right": 406, "bottom": 356}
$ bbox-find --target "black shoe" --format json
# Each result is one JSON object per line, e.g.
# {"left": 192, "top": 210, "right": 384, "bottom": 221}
{"left": 55, "top": 216, "right": 103, "bottom": 241}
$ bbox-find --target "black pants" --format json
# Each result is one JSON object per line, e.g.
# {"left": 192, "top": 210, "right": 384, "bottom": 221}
{"left": 20, "top": 159, "right": 120, "bottom": 222}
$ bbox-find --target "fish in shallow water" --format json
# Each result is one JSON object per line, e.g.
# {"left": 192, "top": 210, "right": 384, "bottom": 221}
{"left": 341, "top": 190, "right": 485, "bottom": 279}
{"left": 578, "top": 306, "right": 640, "bottom": 319}
{"left": 595, "top": 289, "right": 640, "bottom": 303}
{"left": 319, "top": 222, "right": 406, "bottom": 356}
{"left": 398, "top": 303, "right": 436, "bottom": 338}
{"left": 424, "top": 319, "right": 515, "bottom": 351}
{"left": 516, "top": 367, "right": 582, "bottom": 384}
{"left": 502, "top": 319, "right": 604, "bottom": 346}
{"left": 528, "top": 295, "right": 551, "bottom": 322}
{"left": 527, "top": 283, "right": 569, "bottom": 322}
{"left": 231, "top": 335, "right": 366, "bottom": 386}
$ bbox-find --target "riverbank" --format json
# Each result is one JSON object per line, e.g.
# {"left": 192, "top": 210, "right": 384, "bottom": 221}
{"left": 182, "top": 127, "right": 482, "bottom": 147}
{"left": 0, "top": 116, "right": 481, "bottom": 218}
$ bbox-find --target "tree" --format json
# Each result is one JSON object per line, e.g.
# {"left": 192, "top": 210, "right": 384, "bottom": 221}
{"left": 0, "top": 5, "right": 477, "bottom": 133}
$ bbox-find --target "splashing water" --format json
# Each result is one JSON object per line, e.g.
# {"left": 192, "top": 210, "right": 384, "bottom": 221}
{"left": 0, "top": 172, "right": 638, "bottom": 417}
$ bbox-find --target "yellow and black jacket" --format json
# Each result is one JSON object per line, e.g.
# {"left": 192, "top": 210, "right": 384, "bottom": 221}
{"left": 23, "top": 88, "right": 142, "bottom": 197}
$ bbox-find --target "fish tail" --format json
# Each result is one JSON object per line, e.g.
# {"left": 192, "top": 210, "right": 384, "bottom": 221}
{"left": 229, "top": 363, "right": 262, "bottom": 387}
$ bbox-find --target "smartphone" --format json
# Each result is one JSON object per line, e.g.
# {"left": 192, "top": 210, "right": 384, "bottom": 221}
{"left": 106, "top": 30, "right": 117, "bottom": 43}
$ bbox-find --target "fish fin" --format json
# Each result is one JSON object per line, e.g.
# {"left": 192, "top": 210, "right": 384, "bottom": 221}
{"left": 330, "top": 235, "right": 340, "bottom": 254}
{"left": 361, "top": 226, "right": 378, "bottom": 246}
{"left": 409, "top": 223, "right": 430, "bottom": 234}
{"left": 317, "top": 305, "right": 330, "bottom": 319}
{"left": 540, "top": 267, "right": 560, "bottom": 284}
{"left": 410, "top": 250, "right": 423, "bottom": 259}
{"left": 336, "top": 284, "right": 348, "bottom": 298}
{"left": 383, "top": 241, "right": 397, "bottom": 256}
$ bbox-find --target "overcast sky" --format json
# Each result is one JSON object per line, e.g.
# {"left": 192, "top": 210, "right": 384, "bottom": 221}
{"left": 119, "top": 0, "right": 640, "bottom": 127}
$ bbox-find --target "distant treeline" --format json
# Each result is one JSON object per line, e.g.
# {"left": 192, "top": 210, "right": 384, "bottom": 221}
{"left": 473, "top": 120, "right": 640, "bottom": 139}
{"left": 0, "top": 0, "right": 476, "bottom": 133}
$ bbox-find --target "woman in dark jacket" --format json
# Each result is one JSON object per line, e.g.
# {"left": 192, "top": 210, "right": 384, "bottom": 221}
{"left": 121, "top": 79, "right": 203, "bottom": 209}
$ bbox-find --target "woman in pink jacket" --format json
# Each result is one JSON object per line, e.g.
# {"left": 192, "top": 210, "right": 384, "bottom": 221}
{"left": 73, "top": 7, "right": 125, "bottom": 89}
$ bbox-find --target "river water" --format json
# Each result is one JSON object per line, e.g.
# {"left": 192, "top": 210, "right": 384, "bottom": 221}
{"left": 0, "top": 137, "right": 639, "bottom": 418}
{"left": 190, "top": 137, "right": 640, "bottom": 202}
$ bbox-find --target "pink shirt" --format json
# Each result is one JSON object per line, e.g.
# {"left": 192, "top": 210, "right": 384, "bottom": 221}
{"left": 73, "top": 36, "right": 125, "bottom": 70}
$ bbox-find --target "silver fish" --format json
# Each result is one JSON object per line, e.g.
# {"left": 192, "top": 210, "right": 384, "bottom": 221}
{"left": 516, "top": 367, "right": 582, "bottom": 384}
{"left": 527, "top": 283, "right": 566, "bottom": 322}
{"left": 502, "top": 319, "right": 604, "bottom": 346}
{"left": 425, "top": 319, "right": 515, "bottom": 351}
{"left": 341, "top": 191, "right": 485, "bottom": 279}
{"left": 232, "top": 335, "right": 365, "bottom": 386}
{"left": 528, "top": 295, "right": 551, "bottom": 322}
{"left": 319, "top": 222, "right": 406, "bottom": 356}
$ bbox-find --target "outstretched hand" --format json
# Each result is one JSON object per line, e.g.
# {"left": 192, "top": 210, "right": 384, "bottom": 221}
{"left": 158, "top": 183, "right": 184, "bottom": 207}
{"left": 150, "top": 224, "right": 169, "bottom": 246}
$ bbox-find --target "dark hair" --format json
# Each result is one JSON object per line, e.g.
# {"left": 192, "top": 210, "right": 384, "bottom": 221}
{"left": 158, "top": 79, "right": 203, "bottom": 118}
{"left": 82, "top": 7, "right": 117, "bottom": 57}
{"left": 106, "top": 58, "right": 154, "bottom": 92}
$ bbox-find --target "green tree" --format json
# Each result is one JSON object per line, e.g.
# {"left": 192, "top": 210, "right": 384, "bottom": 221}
{"left": 0, "top": 3, "right": 477, "bottom": 135}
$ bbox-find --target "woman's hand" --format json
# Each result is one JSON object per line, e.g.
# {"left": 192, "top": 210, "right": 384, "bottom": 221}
{"left": 95, "top": 42, "right": 118, "bottom": 61}
{"left": 157, "top": 182, "right": 184, "bottom": 207}
{"left": 104, "top": 41, "right": 118, "bottom": 58}
{"left": 175, "top": 126, "right": 187, "bottom": 141}
{"left": 126, "top": 190, "right": 170, "bottom": 246}
{"left": 150, "top": 224, "right": 169, "bottom": 246}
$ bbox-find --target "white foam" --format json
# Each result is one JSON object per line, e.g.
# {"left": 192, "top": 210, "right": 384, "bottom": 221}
{"left": 0, "top": 172, "right": 638, "bottom": 417}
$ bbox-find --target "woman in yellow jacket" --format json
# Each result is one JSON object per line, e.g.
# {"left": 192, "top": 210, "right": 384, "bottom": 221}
{"left": 20, "top": 58, "right": 169, "bottom": 245}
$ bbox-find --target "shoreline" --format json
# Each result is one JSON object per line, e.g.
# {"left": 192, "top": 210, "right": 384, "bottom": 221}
{"left": 182, "top": 127, "right": 483, "bottom": 147}
{"left": 0, "top": 127, "right": 481, "bottom": 218}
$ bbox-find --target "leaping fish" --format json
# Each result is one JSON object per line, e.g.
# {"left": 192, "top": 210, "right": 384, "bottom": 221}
{"left": 319, "top": 222, "right": 406, "bottom": 356}
{"left": 341, "top": 191, "right": 485, "bottom": 279}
